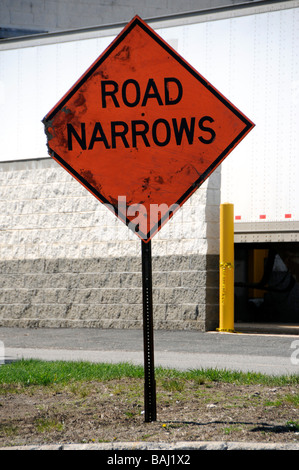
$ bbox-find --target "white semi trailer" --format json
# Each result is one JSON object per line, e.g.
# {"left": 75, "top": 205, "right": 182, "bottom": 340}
{"left": 0, "top": 0, "right": 298, "bottom": 325}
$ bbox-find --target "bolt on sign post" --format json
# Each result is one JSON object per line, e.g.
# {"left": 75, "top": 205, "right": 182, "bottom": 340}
{"left": 218, "top": 203, "right": 235, "bottom": 333}
{"left": 42, "top": 16, "right": 254, "bottom": 422}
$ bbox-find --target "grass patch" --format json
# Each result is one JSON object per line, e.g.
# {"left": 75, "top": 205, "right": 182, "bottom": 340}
{"left": 285, "top": 393, "right": 299, "bottom": 407}
{"left": 264, "top": 392, "right": 299, "bottom": 408}
{"left": 35, "top": 417, "right": 64, "bottom": 433}
{"left": 223, "top": 425, "right": 244, "bottom": 435}
{"left": 0, "top": 359, "right": 298, "bottom": 389}
{"left": 161, "top": 378, "right": 185, "bottom": 392}
{"left": 0, "top": 423, "right": 18, "bottom": 437}
{"left": 0, "top": 359, "right": 144, "bottom": 387}
{"left": 286, "top": 421, "right": 299, "bottom": 432}
{"left": 182, "top": 368, "right": 299, "bottom": 386}
{"left": 264, "top": 399, "right": 283, "bottom": 407}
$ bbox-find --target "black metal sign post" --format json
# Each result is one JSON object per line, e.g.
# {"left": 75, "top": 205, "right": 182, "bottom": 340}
{"left": 141, "top": 240, "right": 157, "bottom": 422}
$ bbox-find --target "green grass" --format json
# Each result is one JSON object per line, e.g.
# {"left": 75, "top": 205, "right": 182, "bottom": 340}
{"left": 35, "top": 417, "right": 64, "bottom": 433}
{"left": 286, "top": 420, "right": 299, "bottom": 432}
{"left": 0, "top": 360, "right": 145, "bottom": 387}
{"left": 0, "top": 423, "right": 18, "bottom": 438}
{"left": 223, "top": 425, "right": 244, "bottom": 435}
{"left": 0, "top": 359, "right": 298, "bottom": 388}
{"left": 264, "top": 392, "right": 299, "bottom": 408}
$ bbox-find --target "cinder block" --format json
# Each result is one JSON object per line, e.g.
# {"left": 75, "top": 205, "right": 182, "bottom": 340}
{"left": 181, "top": 271, "right": 206, "bottom": 287}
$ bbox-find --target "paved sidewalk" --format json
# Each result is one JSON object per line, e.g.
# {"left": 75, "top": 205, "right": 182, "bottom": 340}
{"left": 1, "top": 326, "right": 299, "bottom": 375}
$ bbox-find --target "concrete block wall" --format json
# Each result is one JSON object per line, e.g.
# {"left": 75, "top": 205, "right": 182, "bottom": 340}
{"left": 0, "top": 160, "right": 220, "bottom": 330}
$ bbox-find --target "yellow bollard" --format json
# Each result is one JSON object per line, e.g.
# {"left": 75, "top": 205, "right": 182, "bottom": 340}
{"left": 218, "top": 203, "right": 235, "bottom": 332}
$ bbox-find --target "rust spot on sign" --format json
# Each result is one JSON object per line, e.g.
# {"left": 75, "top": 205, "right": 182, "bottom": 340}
{"left": 114, "top": 45, "right": 131, "bottom": 61}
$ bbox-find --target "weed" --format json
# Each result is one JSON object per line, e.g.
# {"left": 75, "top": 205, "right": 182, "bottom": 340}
{"left": 161, "top": 379, "right": 185, "bottom": 392}
{"left": 285, "top": 393, "right": 299, "bottom": 407}
{"left": 223, "top": 425, "right": 243, "bottom": 435}
{"left": 264, "top": 399, "right": 283, "bottom": 407}
{"left": 35, "top": 417, "right": 64, "bottom": 433}
{"left": 286, "top": 420, "right": 299, "bottom": 432}
{"left": 0, "top": 423, "right": 18, "bottom": 437}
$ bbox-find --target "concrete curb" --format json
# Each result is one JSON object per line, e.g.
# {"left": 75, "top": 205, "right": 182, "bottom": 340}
{"left": 1, "top": 441, "right": 299, "bottom": 450}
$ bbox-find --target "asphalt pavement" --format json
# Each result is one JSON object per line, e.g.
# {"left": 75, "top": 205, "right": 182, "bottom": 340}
{"left": 1, "top": 324, "right": 299, "bottom": 376}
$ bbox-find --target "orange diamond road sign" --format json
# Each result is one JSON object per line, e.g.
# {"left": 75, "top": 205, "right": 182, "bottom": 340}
{"left": 43, "top": 16, "right": 254, "bottom": 242}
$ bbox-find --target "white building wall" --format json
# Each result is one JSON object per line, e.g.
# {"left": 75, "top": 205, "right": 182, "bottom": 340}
{"left": 0, "top": 0, "right": 231, "bottom": 330}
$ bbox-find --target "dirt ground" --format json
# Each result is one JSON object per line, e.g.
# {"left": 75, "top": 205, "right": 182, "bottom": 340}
{"left": 0, "top": 378, "right": 299, "bottom": 447}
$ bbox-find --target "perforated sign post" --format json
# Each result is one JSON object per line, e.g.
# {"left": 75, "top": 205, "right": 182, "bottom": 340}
{"left": 43, "top": 16, "right": 254, "bottom": 422}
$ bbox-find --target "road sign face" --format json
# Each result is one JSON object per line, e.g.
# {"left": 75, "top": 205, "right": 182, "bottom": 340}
{"left": 43, "top": 16, "right": 254, "bottom": 242}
